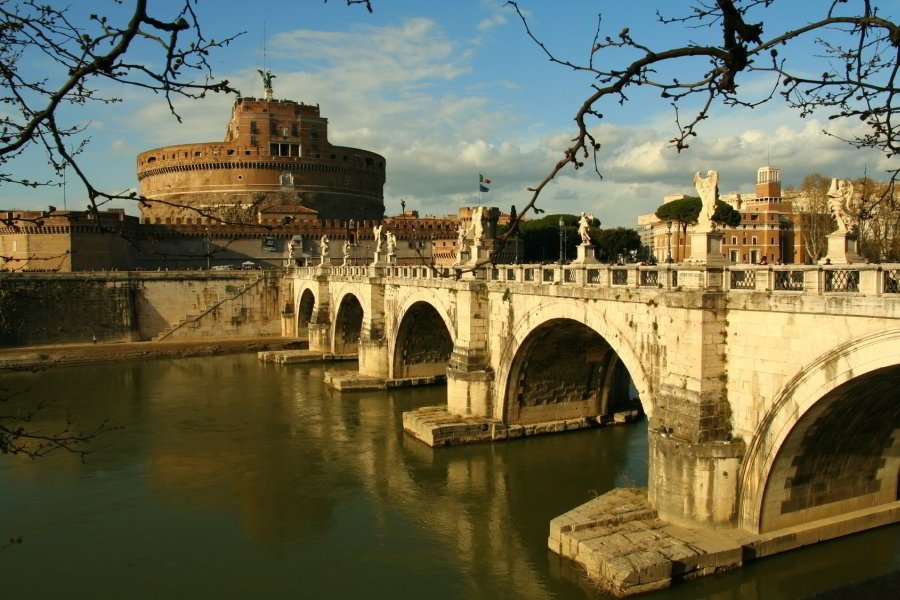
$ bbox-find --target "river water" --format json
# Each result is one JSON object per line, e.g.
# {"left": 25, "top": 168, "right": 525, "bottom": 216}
{"left": 1, "top": 353, "right": 897, "bottom": 599}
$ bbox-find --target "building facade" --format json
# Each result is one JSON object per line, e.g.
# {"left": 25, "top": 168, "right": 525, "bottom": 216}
{"left": 643, "top": 166, "right": 813, "bottom": 264}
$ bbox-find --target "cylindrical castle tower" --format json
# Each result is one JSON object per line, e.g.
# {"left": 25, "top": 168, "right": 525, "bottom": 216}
{"left": 136, "top": 80, "right": 385, "bottom": 224}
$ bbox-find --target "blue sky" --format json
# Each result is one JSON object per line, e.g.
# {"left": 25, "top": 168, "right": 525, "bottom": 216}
{"left": 4, "top": 0, "right": 896, "bottom": 226}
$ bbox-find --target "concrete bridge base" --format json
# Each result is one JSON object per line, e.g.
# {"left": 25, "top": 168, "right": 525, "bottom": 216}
{"left": 324, "top": 371, "right": 446, "bottom": 391}
{"left": 550, "top": 489, "right": 900, "bottom": 597}
{"left": 403, "top": 406, "right": 642, "bottom": 447}
{"left": 258, "top": 349, "right": 357, "bottom": 365}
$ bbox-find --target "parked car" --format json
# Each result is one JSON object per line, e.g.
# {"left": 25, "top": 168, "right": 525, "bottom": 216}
{"left": 210, "top": 265, "right": 232, "bottom": 271}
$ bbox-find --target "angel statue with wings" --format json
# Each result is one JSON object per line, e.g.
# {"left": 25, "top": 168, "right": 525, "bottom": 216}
{"left": 693, "top": 170, "right": 719, "bottom": 233}
{"left": 827, "top": 178, "right": 858, "bottom": 234}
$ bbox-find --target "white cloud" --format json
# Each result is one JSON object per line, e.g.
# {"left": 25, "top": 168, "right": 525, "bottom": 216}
{"left": 110, "top": 16, "right": 892, "bottom": 229}
{"left": 478, "top": 14, "right": 507, "bottom": 32}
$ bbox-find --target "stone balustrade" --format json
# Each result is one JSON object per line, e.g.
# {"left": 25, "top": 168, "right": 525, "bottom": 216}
{"left": 291, "top": 262, "right": 900, "bottom": 297}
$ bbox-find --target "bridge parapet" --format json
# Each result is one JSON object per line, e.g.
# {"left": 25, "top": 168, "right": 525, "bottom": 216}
{"left": 292, "top": 262, "right": 900, "bottom": 298}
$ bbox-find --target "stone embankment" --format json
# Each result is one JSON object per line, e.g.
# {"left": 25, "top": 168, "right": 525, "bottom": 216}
{"left": 0, "top": 337, "right": 299, "bottom": 370}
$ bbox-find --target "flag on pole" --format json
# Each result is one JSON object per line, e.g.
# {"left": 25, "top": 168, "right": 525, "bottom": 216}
{"left": 479, "top": 173, "right": 492, "bottom": 192}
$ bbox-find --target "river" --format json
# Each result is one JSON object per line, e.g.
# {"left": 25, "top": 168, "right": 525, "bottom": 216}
{"left": 1, "top": 353, "right": 897, "bottom": 599}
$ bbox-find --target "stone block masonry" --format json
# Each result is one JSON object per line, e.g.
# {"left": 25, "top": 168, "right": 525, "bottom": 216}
{"left": 0, "top": 271, "right": 286, "bottom": 347}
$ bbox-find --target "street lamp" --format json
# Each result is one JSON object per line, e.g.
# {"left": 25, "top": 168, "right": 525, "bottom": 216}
{"left": 666, "top": 220, "right": 673, "bottom": 263}
{"left": 558, "top": 217, "right": 565, "bottom": 265}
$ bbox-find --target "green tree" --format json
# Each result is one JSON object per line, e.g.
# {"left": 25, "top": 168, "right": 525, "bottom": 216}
{"left": 594, "top": 227, "right": 641, "bottom": 263}
{"left": 518, "top": 213, "right": 582, "bottom": 262}
{"left": 655, "top": 196, "right": 741, "bottom": 260}
{"left": 713, "top": 200, "right": 742, "bottom": 228}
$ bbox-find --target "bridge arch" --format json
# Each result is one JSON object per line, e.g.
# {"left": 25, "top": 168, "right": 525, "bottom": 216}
{"left": 331, "top": 291, "right": 364, "bottom": 355}
{"left": 296, "top": 287, "right": 316, "bottom": 330}
{"left": 390, "top": 294, "right": 455, "bottom": 380}
{"left": 495, "top": 301, "right": 652, "bottom": 424}
{"left": 738, "top": 329, "right": 900, "bottom": 533}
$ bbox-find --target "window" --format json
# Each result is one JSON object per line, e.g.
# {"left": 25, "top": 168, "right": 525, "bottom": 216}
{"left": 194, "top": 151, "right": 202, "bottom": 157}
{"left": 752, "top": 236, "right": 758, "bottom": 245}
{"left": 770, "top": 237, "right": 775, "bottom": 245}
{"left": 250, "top": 121, "right": 258, "bottom": 134}
{"left": 291, "top": 124, "right": 298, "bottom": 137}
{"left": 731, "top": 236, "right": 737, "bottom": 245}
{"left": 311, "top": 127, "right": 318, "bottom": 138}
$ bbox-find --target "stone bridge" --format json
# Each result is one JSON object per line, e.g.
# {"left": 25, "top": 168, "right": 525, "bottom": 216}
{"left": 289, "top": 261, "right": 900, "bottom": 594}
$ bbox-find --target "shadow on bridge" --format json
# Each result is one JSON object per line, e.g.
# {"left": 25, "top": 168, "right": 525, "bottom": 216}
{"left": 392, "top": 301, "right": 453, "bottom": 379}
{"left": 504, "top": 318, "right": 641, "bottom": 426}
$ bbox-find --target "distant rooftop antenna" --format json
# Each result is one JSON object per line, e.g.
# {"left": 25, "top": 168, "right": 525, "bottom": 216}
{"left": 258, "top": 23, "right": 275, "bottom": 100}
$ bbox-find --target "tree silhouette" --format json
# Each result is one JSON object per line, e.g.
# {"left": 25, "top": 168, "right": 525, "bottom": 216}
{"left": 505, "top": 0, "right": 898, "bottom": 228}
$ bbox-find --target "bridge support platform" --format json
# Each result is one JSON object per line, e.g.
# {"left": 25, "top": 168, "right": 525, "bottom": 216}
{"left": 258, "top": 349, "right": 357, "bottom": 365}
{"left": 403, "top": 406, "right": 641, "bottom": 447}
{"left": 550, "top": 489, "right": 900, "bottom": 597}
{"left": 325, "top": 372, "right": 446, "bottom": 391}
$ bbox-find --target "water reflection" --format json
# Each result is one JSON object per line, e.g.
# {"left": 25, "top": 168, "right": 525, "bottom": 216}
{"left": 0, "top": 354, "right": 897, "bottom": 600}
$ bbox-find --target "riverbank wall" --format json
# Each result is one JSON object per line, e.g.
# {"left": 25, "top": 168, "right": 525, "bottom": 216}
{"left": 0, "top": 271, "right": 287, "bottom": 346}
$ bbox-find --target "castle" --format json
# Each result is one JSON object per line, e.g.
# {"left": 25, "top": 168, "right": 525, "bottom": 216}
{"left": 1, "top": 77, "right": 464, "bottom": 271}
{"left": 137, "top": 76, "right": 385, "bottom": 224}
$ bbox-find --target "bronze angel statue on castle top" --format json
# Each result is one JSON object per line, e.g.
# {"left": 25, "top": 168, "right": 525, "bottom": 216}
{"left": 257, "top": 69, "right": 276, "bottom": 91}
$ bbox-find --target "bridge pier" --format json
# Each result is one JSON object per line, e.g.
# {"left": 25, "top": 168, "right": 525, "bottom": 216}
{"left": 307, "top": 322, "right": 330, "bottom": 352}
{"left": 648, "top": 432, "right": 745, "bottom": 527}
{"left": 358, "top": 338, "right": 389, "bottom": 378}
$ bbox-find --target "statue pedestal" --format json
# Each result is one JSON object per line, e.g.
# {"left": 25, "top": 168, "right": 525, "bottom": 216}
{"left": 386, "top": 252, "right": 397, "bottom": 266}
{"left": 572, "top": 244, "right": 599, "bottom": 265}
{"left": 371, "top": 251, "right": 386, "bottom": 266}
{"left": 821, "top": 232, "right": 863, "bottom": 264}
{"left": 468, "top": 244, "right": 491, "bottom": 266}
{"left": 686, "top": 231, "right": 727, "bottom": 266}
